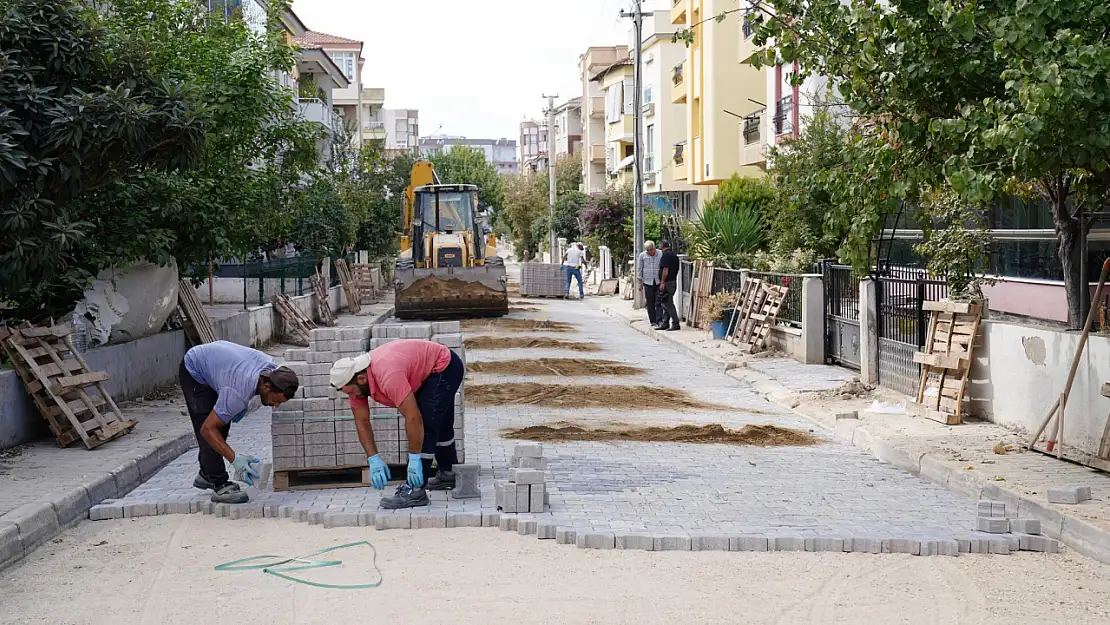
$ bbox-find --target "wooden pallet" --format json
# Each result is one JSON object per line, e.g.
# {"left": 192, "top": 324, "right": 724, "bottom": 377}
{"left": 177, "top": 279, "right": 217, "bottom": 344}
{"left": 271, "top": 294, "right": 315, "bottom": 346}
{"left": 728, "top": 279, "right": 789, "bottom": 353}
{"left": 688, "top": 261, "right": 714, "bottom": 328}
{"left": 273, "top": 464, "right": 371, "bottom": 492}
{"left": 912, "top": 300, "right": 983, "bottom": 425}
{"left": 350, "top": 263, "right": 380, "bottom": 304}
{"left": 0, "top": 323, "right": 136, "bottom": 449}
{"left": 309, "top": 270, "right": 335, "bottom": 327}
{"left": 334, "top": 259, "right": 362, "bottom": 315}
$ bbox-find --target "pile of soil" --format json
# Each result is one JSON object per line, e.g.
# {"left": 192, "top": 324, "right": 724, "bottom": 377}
{"left": 465, "top": 337, "right": 599, "bottom": 352}
{"left": 466, "top": 382, "right": 728, "bottom": 410}
{"left": 467, "top": 358, "right": 645, "bottom": 377}
{"left": 510, "top": 306, "right": 541, "bottom": 313}
{"left": 399, "top": 274, "right": 502, "bottom": 301}
{"left": 502, "top": 422, "right": 820, "bottom": 446}
{"left": 461, "top": 318, "right": 576, "bottom": 333}
{"left": 817, "top": 379, "right": 874, "bottom": 400}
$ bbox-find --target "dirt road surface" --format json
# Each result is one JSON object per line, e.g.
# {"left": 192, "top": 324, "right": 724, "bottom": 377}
{"left": 2, "top": 515, "right": 1109, "bottom": 625}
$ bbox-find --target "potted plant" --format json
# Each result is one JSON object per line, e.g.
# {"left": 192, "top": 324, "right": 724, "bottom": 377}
{"left": 702, "top": 291, "right": 739, "bottom": 339}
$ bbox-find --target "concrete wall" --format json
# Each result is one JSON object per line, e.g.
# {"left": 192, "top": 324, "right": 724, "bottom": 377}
{"left": 970, "top": 320, "right": 1110, "bottom": 458}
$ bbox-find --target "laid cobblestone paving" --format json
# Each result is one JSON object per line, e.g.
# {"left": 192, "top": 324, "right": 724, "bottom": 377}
{"left": 97, "top": 299, "right": 1045, "bottom": 554}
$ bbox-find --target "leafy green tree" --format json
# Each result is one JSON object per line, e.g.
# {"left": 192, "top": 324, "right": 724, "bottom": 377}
{"left": 0, "top": 0, "right": 207, "bottom": 322}
{"left": 553, "top": 191, "right": 590, "bottom": 242}
{"left": 581, "top": 185, "right": 635, "bottom": 267}
{"left": 913, "top": 187, "right": 994, "bottom": 299}
{"left": 501, "top": 173, "right": 548, "bottom": 255}
{"left": 286, "top": 177, "right": 357, "bottom": 260}
{"left": 429, "top": 145, "right": 506, "bottom": 211}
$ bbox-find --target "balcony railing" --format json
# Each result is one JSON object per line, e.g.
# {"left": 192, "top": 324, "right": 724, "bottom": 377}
{"left": 645, "top": 154, "right": 656, "bottom": 172}
{"left": 743, "top": 12, "right": 757, "bottom": 39}
{"left": 774, "top": 95, "right": 794, "bottom": 136}
{"left": 672, "top": 0, "right": 681, "bottom": 6}
{"left": 363, "top": 121, "right": 385, "bottom": 131}
{"left": 672, "top": 62, "right": 684, "bottom": 86}
{"left": 673, "top": 142, "right": 685, "bottom": 166}
{"left": 743, "top": 112, "right": 762, "bottom": 145}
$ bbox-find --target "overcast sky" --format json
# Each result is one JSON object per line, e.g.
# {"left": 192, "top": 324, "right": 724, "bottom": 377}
{"left": 291, "top": 0, "right": 668, "bottom": 141}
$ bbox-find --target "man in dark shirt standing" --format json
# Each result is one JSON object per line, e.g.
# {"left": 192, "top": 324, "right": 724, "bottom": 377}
{"left": 655, "top": 240, "right": 681, "bottom": 331}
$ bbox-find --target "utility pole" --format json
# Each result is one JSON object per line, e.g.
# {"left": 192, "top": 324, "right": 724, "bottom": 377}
{"left": 542, "top": 94, "right": 558, "bottom": 262}
{"left": 621, "top": 1, "right": 645, "bottom": 307}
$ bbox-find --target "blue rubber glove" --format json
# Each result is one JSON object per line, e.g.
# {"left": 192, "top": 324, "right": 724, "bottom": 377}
{"left": 231, "top": 454, "right": 261, "bottom": 486}
{"left": 406, "top": 453, "right": 424, "bottom": 488}
{"left": 367, "top": 454, "right": 391, "bottom": 489}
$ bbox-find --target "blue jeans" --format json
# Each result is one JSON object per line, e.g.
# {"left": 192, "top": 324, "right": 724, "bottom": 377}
{"left": 565, "top": 267, "right": 584, "bottom": 298}
{"left": 414, "top": 351, "right": 464, "bottom": 479}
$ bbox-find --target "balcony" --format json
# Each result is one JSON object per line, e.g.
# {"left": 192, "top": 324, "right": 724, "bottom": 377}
{"left": 590, "top": 96, "right": 605, "bottom": 119}
{"left": 774, "top": 95, "right": 795, "bottom": 136}
{"left": 672, "top": 142, "right": 687, "bottom": 180}
{"left": 589, "top": 143, "right": 606, "bottom": 163}
{"left": 671, "top": 0, "right": 687, "bottom": 24}
{"left": 671, "top": 63, "right": 687, "bottom": 103}
{"left": 362, "top": 120, "right": 386, "bottom": 140}
{"left": 361, "top": 87, "right": 385, "bottom": 105}
{"left": 741, "top": 112, "right": 767, "bottom": 167}
{"left": 297, "top": 98, "right": 329, "bottom": 125}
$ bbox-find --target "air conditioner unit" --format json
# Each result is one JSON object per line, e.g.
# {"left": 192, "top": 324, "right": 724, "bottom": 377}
{"left": 642, "top": 102, "right": 656, "bottom": 117}
{"left": 645, "top": 173, "right": 657, "bottom": 186}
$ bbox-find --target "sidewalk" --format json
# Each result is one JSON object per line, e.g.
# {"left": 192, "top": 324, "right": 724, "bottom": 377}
{"left": 593, "top": 294, "right": 1110, "bottom": 564}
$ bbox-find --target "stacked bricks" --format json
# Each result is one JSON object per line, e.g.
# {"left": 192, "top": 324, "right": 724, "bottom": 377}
{"left": 520, "top": 263, "right": 568, "bottom": 298}
{"left": 496, "top": 443, "right": 547, "bottom": 513}
{"left": 975, "top": 500, "right": 1060, "bottom": 553}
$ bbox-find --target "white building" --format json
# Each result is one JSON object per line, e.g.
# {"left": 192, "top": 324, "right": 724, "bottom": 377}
{"left": 579, "top": 46, "right": 629, "bottom": 193}
{"left": 552, "top": 97, "right": 583, "bottom": 160}
{"left": 293, "top": 30, "right": 365, "bottom": 147}
{"left": 383, "top": 108, "right": 420, "bottom": 154}
{"left": 420, "top": 136, "right": 519, "bottom": 177}
{"left": 519, "top": 119, "right": 547, "bottom": 174}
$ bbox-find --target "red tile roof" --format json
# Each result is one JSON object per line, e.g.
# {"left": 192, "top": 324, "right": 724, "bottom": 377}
{"left": 294, "top": 30, "right": 362, "bottom": 47}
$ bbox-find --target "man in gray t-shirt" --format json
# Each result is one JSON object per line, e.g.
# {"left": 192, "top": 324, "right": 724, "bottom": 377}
{"left": 180, "top": 341, "right": 299, "bottom": 503}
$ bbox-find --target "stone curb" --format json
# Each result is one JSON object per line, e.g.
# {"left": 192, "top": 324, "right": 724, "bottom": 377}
{"left": 597, "top": 301, "right": 1110, "bottom": 565}
{"left": 0, "top": 430, "right": 196, "bottom": 572}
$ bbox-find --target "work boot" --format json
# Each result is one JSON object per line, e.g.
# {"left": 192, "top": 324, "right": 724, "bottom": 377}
{"left": 665, "top": 325, "right": 681, "bottom": 331}
{"left": 426, "top": 470, "right": 456, "bottom": 491}
{"left": 210, "top": 482, "right": 249, "bottom": 504}
{"left": 193, "top": 472, "right": 215, "bottom": 491}
{"left": 379, "top": 484, "right": 429, "bottom": 509}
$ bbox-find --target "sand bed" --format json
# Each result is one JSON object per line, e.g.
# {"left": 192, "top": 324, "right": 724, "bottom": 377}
{"left": 467, "top": 358, "right": 645, "bottom": 377}
{"left": 502, "top": 422, "right": 820, "bottom": 446}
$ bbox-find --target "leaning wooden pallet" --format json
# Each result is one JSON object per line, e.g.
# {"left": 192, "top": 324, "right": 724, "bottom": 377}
{"left": 729, "top": 278, "right": 768, "bottom": 346}
{"left": 730, "top": 281, "right": 789, "bottom": 353}
{"left": 0, "top": 323, "right": 136, "bottom": 449}
{"left": 333, "top": 259, "right": 362, "bottom": 315}
{"left": 271, "top": 294, "right": 315, "bottom": 345}
{"left": 309, "top": 270, "right": 336, "bottom": 326}
{"left": 177, "top": 279, "right": 217, "bottom": 344}
{"left": 350, "top": 262, "right": 379, "bottom": 304}
{"left": 911, "top": 300, "right": 983, "bottom": 425}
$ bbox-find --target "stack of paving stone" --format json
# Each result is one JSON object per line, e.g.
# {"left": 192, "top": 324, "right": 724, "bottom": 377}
{"left": 520, "top": 263, "right": 567, "bottom": 297}
{"left": 495, "top": 443, "right": 547, "bottom": 513}
{"left": 975, "top": 500, "right": 1060, "bottom": 553}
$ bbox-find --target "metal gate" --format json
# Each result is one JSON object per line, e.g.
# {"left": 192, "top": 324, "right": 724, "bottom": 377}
{"left": 875, "top": 273, "right": 948, "bottom": 395}
{"left": 822, "top": 263, "right": 861, "bottom": 370}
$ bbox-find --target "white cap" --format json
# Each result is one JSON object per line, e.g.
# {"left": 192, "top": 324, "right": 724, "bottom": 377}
{"left": 329, "top": 353, "right": 371, "bottom": 389}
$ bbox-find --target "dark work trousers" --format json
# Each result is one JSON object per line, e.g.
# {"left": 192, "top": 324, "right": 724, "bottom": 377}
{"left": 658, "top": 280, "right": 680, "bottom": 328}
{"left": 179, "top": 360, "right": 231, "bottom": 488}
{"left": 415, "top": 351, "right": 465, "bottom": 481}
{"left": 643, "top": 284, "right": 660, "bottom": 325}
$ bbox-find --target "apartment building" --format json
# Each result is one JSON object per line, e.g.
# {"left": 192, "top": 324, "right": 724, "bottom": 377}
{"left": 552, "top": 97, "right": 583, "bottom": 159}
{"left": 591, "top": 57, "right": 635, "bottom": 188}
{"left": 579, "top": 46, "right": 629, "bottom": 193}
{"left": 294, "top": 30, "right": 364, "bottom": 146}
{"left": 637, "top": 9, "right": 701, "bottom": 218}
{"left": 419, "top": 136, "right": 519, "bottom": 177}
{"left": 519, "top": 119, "right": 548, "bottom": 174}
{"left": 671, "top": 0, "right": 765, "bottom": 186}
{"left": 360, "top": 87, "right": 386, "bottom": 145}
{"left": 382, "top": 108, "right": 420, "bottom": 155}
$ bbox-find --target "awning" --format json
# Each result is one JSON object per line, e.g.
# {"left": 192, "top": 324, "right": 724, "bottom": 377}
{"left": 615, "top": 154, "right": 635, "bottom": 171}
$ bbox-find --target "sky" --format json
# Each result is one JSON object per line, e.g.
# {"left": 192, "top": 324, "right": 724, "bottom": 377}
{"left": 290, "top": 0, "right": 669, "bottom": 142}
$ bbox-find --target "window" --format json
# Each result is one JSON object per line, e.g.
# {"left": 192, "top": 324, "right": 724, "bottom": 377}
{"left": 328, "top": 51, "right": 356, "bottom": 81}
{"left": 644, "top": 85, "right": 653, "bottom": 104}
{"left": 645, "top": 124, "right": 655, "bottom": 170}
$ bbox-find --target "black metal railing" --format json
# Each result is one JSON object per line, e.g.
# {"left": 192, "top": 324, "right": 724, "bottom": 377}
{"left": 822, "top": 262, "right": 860, "bottom": 321}
{"left": 680, "top": 260, "right": 694, "bottom": 294}
{"left": 242, "top": 256, "right": 317, "bottom": 308}
{"left": 711, "top": 267, "right": 745, "bottom": 295}
{"left": 743, "top": 115, "right": 762, "bottom": 145}
{"left": 876, "top": 275, "right": 948, "bottom": 346}
{"left": 673, "top": 142, "right": 685, "bottom": 166}
{"left": 672, "top": 63, "right": 684, "bottom": 85}
{"left": 774, "top": 95, "right": 794, "bottom": 136}
{"left": 743, "top": 12, "right": 757, "bottom": 38}
{"left": 747, "top": 271, "right": 805, "bottom": 328}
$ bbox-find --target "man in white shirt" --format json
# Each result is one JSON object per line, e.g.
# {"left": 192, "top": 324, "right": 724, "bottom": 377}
{"left": 636, "top": 240, "right": 662, "bottom": 325}
{"left": 563, "top": 242, "right": 587, "bottom": 299}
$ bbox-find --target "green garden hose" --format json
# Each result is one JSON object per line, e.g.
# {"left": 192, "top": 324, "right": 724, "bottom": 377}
{"left": 215, "top": 541, "right": 382, "bottom": 590}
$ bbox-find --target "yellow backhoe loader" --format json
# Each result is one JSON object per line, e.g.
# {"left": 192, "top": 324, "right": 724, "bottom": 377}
{"left": 394, "top": 161, "right": 508, "bottom": 319}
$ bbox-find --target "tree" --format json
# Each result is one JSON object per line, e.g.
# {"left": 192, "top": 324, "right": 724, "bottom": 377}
{"left": 286, "top": 177, "right": 357, "bottom": 260}
{"left": 429, "top": 145, "right": 505, "bottom": 211}
{"left": 753, "top": 0, "right": 1110, "bottom": 325}
{"left": 500, "top": 174, "right": 548, "bottom": 255}
{"left": 689, "top": 175, "right": 769, "bottom": 268}
{"left": 0, "top": 0, "right": 207, "bottom": 322}
{"left": 582, "top": 185, "right": 634, "bottom": 268}
{"left": 553, "top": 191, "right": 590, "bottom": 242}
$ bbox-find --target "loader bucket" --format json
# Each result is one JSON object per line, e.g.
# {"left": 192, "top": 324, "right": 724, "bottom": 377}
{"left": 394, "top": 265, "right": 509, "bottom": 319}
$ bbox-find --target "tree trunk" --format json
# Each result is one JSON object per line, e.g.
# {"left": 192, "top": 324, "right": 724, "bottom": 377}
{"left": 1043, "top": 174, "right": 1084, "bottom": 329}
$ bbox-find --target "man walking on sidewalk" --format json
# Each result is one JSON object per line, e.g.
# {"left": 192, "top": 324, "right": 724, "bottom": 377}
{"left": 563, "top": 241, "right": 587, "bottom": 299}
{"left": 637, "top": 240, "right": 662, "bottom": 326}
{"left": 656, "top": 240, "right": 681, "bottom": 331}
{"left": 180, "top": 341, "right": 299, "bottom": 504}
{"left": 330, "top": 338, "right": 465, "bottom": 509}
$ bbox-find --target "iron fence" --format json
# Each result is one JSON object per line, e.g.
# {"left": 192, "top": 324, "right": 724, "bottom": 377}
{"left": 875, "top": 274, "right": 948, "bottom": 396}
{"left": 680, "top": 260, "right": 693, "bottom": 294}
{"left": 710, "top": 267, "right": 745, "bottom": 295}
{"left": 746, "top": 271, "right": 805, "bottom": 328}
{"left": 243, "top": 256, "right": 318, "bottom": 308}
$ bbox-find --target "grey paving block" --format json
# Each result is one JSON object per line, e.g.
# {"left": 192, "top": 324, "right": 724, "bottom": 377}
{"left": 482, "top": 512, "right": 500, "bottom": 527}
{"left": 976, "top": 501, "right": 995, "bottom": 517}
{"left": 158, "top": 502, "right": 192, "bottom": 516}
{"left": 849, "top": 537, "right": 883, "bottom": 554}
{"left": 529, "top": 484, "right": 545, "bottom": 513}
{"left": 655, "top": 534, "right": 692, "bottom": 551}
{"left": 498, "top": 515, "right": 519, "bottom": 532}
{"left": 358, "top": 511, "right": 376, "bottom": 527}
{"left": 923, "top": 539, "right": 959, "bottom": 556}
{"left": 517, "top": 519, "right": 538, "bottom": 536}
{"left": 0, "top": 522, "right": 22, "bottom": 568}
{"left": 731, "top": 536, "right": 768, "bottom": 552}
{"left": 262, "top": 505, "right": 280, "bottom": 518}
{"left": 691, "top": 534, "right": 730, "bottom": 551}
{"left": 323, "top": 512, "right": 360, "bottom": 528}
{"left": 555, "top": 527, "right": 577, "bottom": 545}
{"left": 616, "top": 532, "right": 655, "bottom": 551}
{"left": 89, "top": 504, "right": 123, "bottom": 521}
{"left": 772, "top": 536, "right": 806, "bottom": 552}
{"left": 513, "top": 443, "right": 543, "bottom": 458}
{"left": 375, "top": 511, "right": 411, "bottom": 530}
{"left": 432, "top": 333, "right": 463, "bottom": 348}
{"left": 310, "top": 328, "right": 336, "bottom": 341}
{"left": 976, "top": 517, "right": 1010, "bottom": 533}
{"left": 413, "top": 512, "right": 447, "bottom": 529}
{"left": 508, "top": 468, "right": 544, "bottom": 485}
{"left": 307, "top": 509, "right": 327, "bottom": 525}
{"left": 123, "top": 502, "right": 157, "bottom": 518}
{"left": 432, "top": 321, "right": 461, "bottom": 334}
{"left": 446, "top": 512, "right": 483, "bottom": 528}
{"left": 1018, "top": 534, "right": 1060, "bottom": 553}
{"left": 1010, "top": 519, "right": 1041, "bottom": 535}
{"left": 886, "top": 539, "right": 920, "bottom": 555}
{"left": 110, "top": 460, "right": 141, "bottom": 496}
{"left": 991, "top": 501, "right": 1007, "bottom": 517}
{"left": 515, "top": 484, "right": 530, "bottom": 512}
{"left": 517, "top": 457, "right": 546, "bottom": 470}
{"left": 536, "top": 521, "right": 558, "bottom": 539}
{"left": 82, "top": 473, "right": 119, "bottom": 505}
{"left": 578, "top": 531, "right": 615, "bottom": 550}
{"left": 1047, "top": 484, "right": 1092, "bottom": 505}
{"left": 988, "top": 538, "right": 1012, "bottom": 555}
{"left": 808, "top": 537, "right": 846, "bottom": 553}
{"left": 450, "top": 464, "right": 480, "bottom": 499}
{"left": 201, "top": 501, "right": 216, "bottom": 515}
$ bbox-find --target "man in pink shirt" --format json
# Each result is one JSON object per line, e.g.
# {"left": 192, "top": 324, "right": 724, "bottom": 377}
{"left": 329, "top": 338, "right": 465, "bottom": 509}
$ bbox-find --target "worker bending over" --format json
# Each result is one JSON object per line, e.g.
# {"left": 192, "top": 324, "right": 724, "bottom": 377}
{"left": 180, "top": 341, "right": 299, "bottom": 504}
{"left": 330, "top": 338, "right": 464, "bottom": 509}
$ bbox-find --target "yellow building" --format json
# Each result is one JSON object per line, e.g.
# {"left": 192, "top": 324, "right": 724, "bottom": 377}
{"left": 671, "top": 0, "right": 766, "bottom": 185}
{"left": 590, "top": 57, "right": 636, "bottom": 189}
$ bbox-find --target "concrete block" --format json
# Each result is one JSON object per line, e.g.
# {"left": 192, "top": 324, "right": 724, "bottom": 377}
{"left": 731, "top": 536, "right": 769, "bottom": 552}
{"left": 323, "top": 512, "right": 360, "bottom": 528}
{"left": 499, "top": 515, "right": 518, "bottom": 532}
{"left": 339, "top": 327, "right": 372, "bottom": 341}
{"left": 303, "top": 399, "right": 334, "bottom": 415}
{"left": 446, "top": 512, "right": 483, "bottom": 528}
{"left": 834, "top": 411, "right": 859, "bottom": 420}
{"left": 1010, "top": 519, "right": 1041, "bottom": 535}
{"left": 432, "top": 321, "right": 461, "bottom": 334}
{"left": 375, "top": 511, "right": 411, "bottom": 530}
{"left": 201, "top": 501, "right": 217, "bottom": 515}
{"left": 655, "top": 534, "right": 692, "bottom": 551}
{"left": 271, "top": 421, "right": 302, "bottom": 436}
{"left": 886, "top": 539, "right": 921, "bottom": 555}
{"left": 400, "top": 324, "right": 432, "bottom": 339}
{"left": 307, "top": 509, "right": 327, "bottom": 525}
{"left": 303, "top": 432, "right": 336, "bottom": 446}
{"left": 308, "top": 351, "right": 336, "bottom": 364}
{"left": 292, "top": 508, "right": 309, "bottom": 523}
{"left": 482, "top": 512, "right": 500, "bottom": 527}
{"left": 0, "top": 522, "right": 23, "bottom": 568}
{"left": 514, "top": 443, "right": 543, "bottom": 458}
{"left": 82, "top": 472, "right": 119, "bottom": 505}
{"left": 1047, "top": 484, "right": 1092, "bottom": 505}
{"left": 555, "top": 527, "right": 577, "bottom": 545}
{"left": 508, "top": 468, "right": 544, "bottom": 485}
{"left": 450, "top": 464, "right": 480, "bottom": 499}
{"left": 772, "top": 536, "right": 806, "bottom": 552}
{"left": 1018, "top": 534, "right": 1060, "bottom": 553}
{"left": 513, "top": 457, "right": 544, "bottom": 470}
{"left": 357, "top": 511, "right": 376, "bottom": 527}
{"left": 285, "top": 348, "right": 309, "bottom": 361}
{"left": 375, "top": 325, "right": 405, "bottom": 339}
{"left": 976, "top": 517, "right": 1010, "bottom": 533}
{"left": 0, "top": 503, "right": 59, "bottom": 554}
{"left": 262, "top": 504, "right": 280, "bottom": 518}
{"left": 614, "top": 532, "right": 654, "bottom": 551}
{"left": 432, "top": 333, "right": 463, "bottom": 348}
{"left": 849, "top": 537, "right": 883, "bottom": 554}
{"left": 110, "top": 460, "right": 142, "bottom": 496}
{"left": 988, "top": 538, "right": 1011, "bottom": 555}
{"left": 412, "top": 512, "right": 447, "bottom": 529}
{"left": 517, "top": 519, "right": 538, "bottom": 536}
{"left": 49, "top": 488, "right": 92, "bottom": 526}
{"left": 808, "top": 537, "right": 846, "bottom": 553}
{"left": 515, "top": 484, "right": 530, "bottom": 512}
{"left": 336, "top": 340, "right": 366, "bottom": 352}
{"left": 991, "top": 501, "right": 1007, "bottom": 517}
{"left": 925, "top": 539, "right": 960, "bottom": 556}
{"left": 977, "top": 501, "right": 995, "bottom": 517}
{"left": 310, "top": 328, "right": 336, "bottom": 341}
{"left": 536, "top": 521, "right": 558, "bottom": 540}
{"left": 371, "top": 337, "right": 397, "bottom": 349}
{"left": 89, "top": 503, "right": 123, "bottom": 521}
{"left": 529, "top": 484, "right": 545, "bottom": 513}
{"left": 577, "top": 531, "right": 615, "bottom": 549}
{"left": 690, "top": 534, "right": 730, "bottom": 551}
